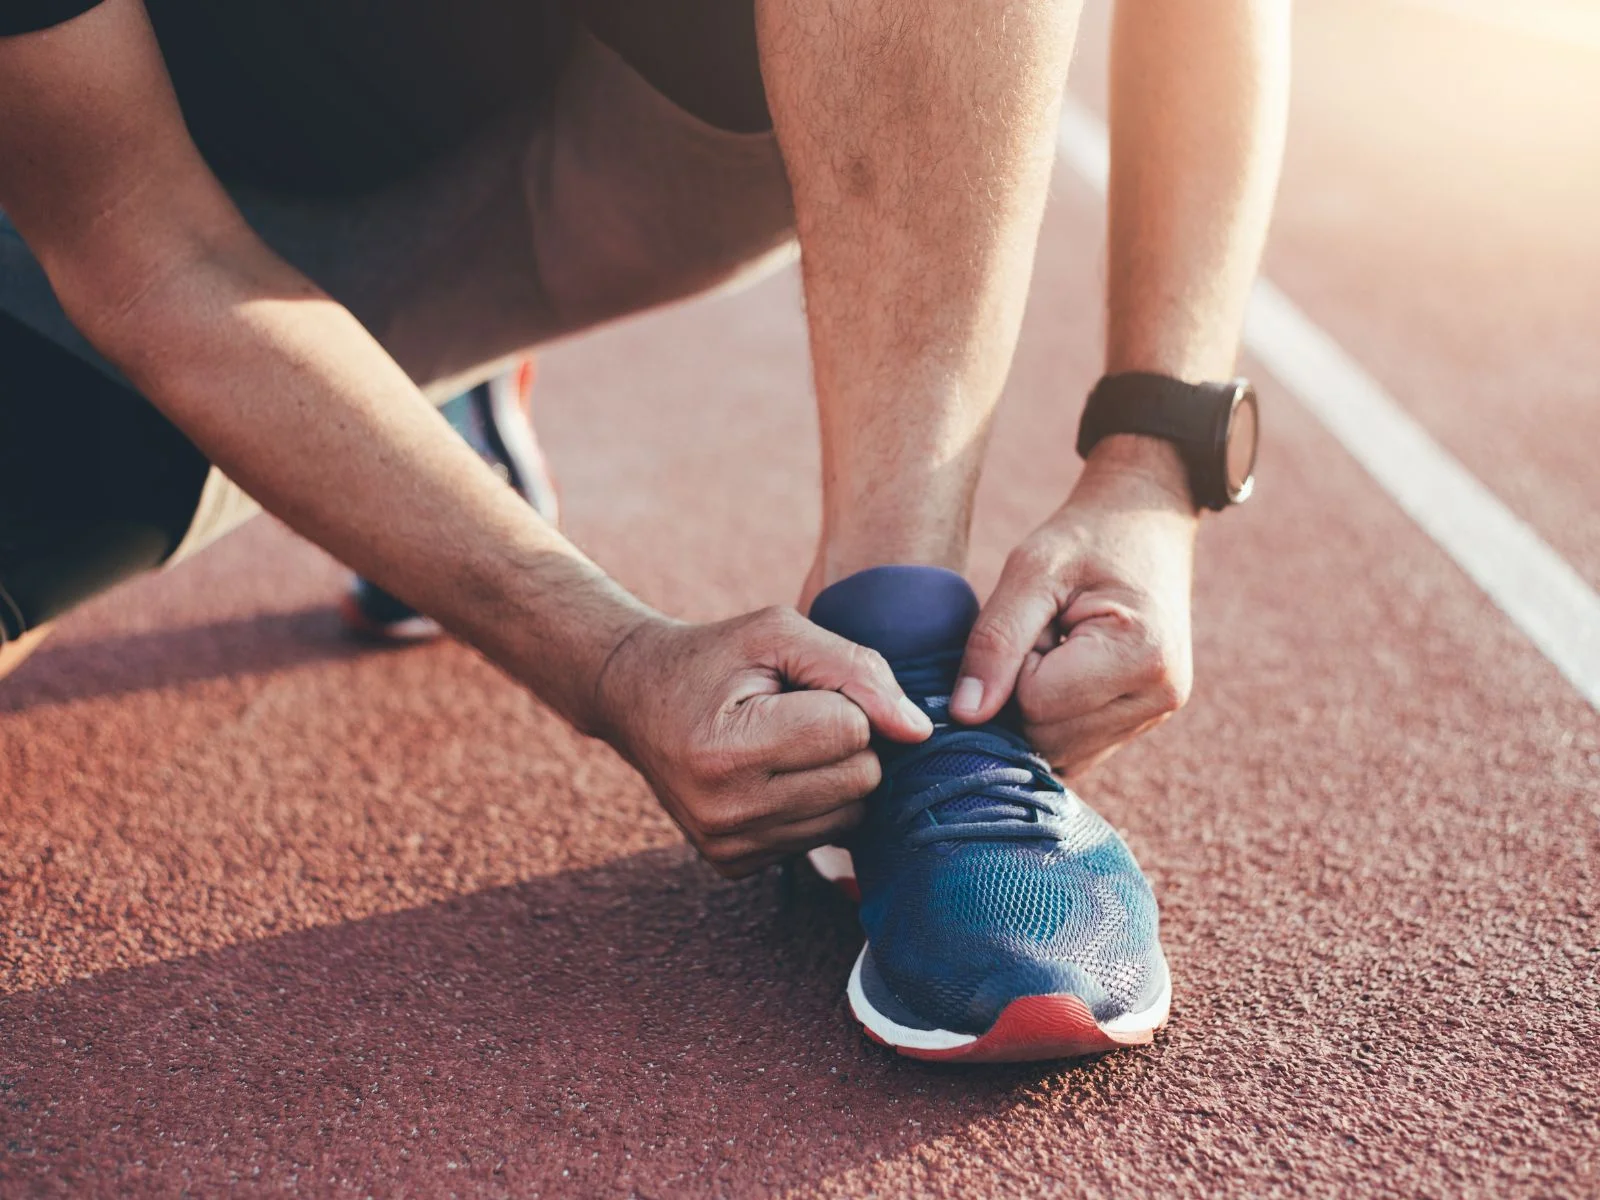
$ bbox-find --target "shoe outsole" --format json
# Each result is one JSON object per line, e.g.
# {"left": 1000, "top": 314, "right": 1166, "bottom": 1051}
{"left": 812, "top": 847, "right": 1169, "bottom": 1064}
{"left": 337, "top": 593, "right": 444, "bottom": 644}
{"left": 847, "top": 945, "right": 1170, "bottom": 1064}
{"left": 485, "top": 368, "right": 562, "bottom": 525}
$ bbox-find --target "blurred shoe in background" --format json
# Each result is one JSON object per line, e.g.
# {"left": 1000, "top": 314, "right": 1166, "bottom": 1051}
{"left": 340, "top": 359, "right": 560, "bottom": 642}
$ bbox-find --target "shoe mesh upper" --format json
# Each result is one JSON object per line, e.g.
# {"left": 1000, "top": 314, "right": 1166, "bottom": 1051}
{"left": 854, "top": 794, "right": 1163, "bottom": 1030}
{"left": 805, "top": 565, "right": 1168, "bottom": 1036}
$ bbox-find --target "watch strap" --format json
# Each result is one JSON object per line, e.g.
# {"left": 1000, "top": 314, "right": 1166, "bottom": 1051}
{"left": 1075, "top": 373, "right": 1229, "bottom": 460}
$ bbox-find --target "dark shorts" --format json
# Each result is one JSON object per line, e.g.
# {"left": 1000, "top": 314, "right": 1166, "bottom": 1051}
{"left": 0, "top": 4, "right": 795, "bottom": 641}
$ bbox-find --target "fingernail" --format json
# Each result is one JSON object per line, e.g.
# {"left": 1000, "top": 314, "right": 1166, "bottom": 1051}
{"left": 951, "top": 676, "right": 983, "bottom": 718}
{"left": 898, "top": 695, "right": 934, "bottom": 735}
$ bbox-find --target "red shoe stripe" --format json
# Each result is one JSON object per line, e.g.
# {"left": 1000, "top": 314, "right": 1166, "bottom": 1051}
{"left": 892, "top": 993, "right": 1156, "bottom": 1064}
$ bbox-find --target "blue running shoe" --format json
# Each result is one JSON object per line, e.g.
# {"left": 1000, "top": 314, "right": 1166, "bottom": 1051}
{"left": 341, "top": 360, "right": 559, "bottom": 642}
{"left": 808, "top": 565, "right": 1170, "bottom": 1063}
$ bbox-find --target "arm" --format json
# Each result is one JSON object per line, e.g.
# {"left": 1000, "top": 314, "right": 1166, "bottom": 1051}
{"left": 0, "top": 0, "right": 928, "bottom": 870}
{"left": 954, "top": 0, "right": 1291, "bottom": 773}
{"left": 1106, "top": 0, "right": 1291, "bottom": 387}
{"left": 0, "top": 0, "right": 640, "bottom": 725}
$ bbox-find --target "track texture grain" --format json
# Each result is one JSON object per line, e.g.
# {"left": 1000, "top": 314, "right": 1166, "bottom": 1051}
{"left": 2, "top": 4, "right": 1598, "bottom": 1197}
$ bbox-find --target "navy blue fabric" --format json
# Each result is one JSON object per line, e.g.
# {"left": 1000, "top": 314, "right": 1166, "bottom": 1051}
{"left": 810, "top": 565, "right": 1057, "bottom": 832}
{"left": 0, "top": 0, "right": 570, "bottom": 197}
{"left": 810, "top": 566, "right": 1168, "bottom": 1034}
{"left": 0, "top": 0, "right": 102, "bottom": 36}
{"left": 809, "top": 565, "right": 977, "bottom": 665}
{"left": 0, "top": 313, "right": 209, "bottom": 640}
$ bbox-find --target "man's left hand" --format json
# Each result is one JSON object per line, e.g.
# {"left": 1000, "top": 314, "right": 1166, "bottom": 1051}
{"left": 950, "top": 437, "right": 1200, "bottom": 777}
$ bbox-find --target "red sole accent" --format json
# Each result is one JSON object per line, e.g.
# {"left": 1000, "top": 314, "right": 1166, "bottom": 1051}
{"left": 890, "top": 994, "right": 1159, "bottom": 1064}
{"left": 514, "top": 356, "right": 537, "bottom": 411}
{"left": 820, "top": 855, "right": 1161, "bottom": 1062}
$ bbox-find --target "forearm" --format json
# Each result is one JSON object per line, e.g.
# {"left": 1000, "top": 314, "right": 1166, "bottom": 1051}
{"left": 0, "top": 1, "right": 651, "bottom": 730}
{"left": 946, "top": 1, "right": 1286, "bottom": 747}
{"left": 76, "top": 238, "right": 654, "bottom": 730}
{"left": 1107, "top": 0, "right": 1291, "bottom": 384}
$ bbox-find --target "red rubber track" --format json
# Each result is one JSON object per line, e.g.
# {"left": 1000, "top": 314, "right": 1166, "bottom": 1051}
{"left": 2, "top": 3, "right": 1597, "bottom": 1197}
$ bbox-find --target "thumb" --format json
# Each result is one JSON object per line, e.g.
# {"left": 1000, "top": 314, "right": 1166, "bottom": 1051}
{"left": 953, "top": 558, "right": 1063, "bottom": 724}
{"left": 769, "top": 619, "right": 934, "bottom": 744}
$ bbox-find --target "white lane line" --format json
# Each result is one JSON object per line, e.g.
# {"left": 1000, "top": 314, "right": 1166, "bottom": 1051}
{"left": 1056, "top": 97, "right": 1600, "bottom": 711}
{"left": 1389, "top": 0, "right": 1600, "bottom": 51}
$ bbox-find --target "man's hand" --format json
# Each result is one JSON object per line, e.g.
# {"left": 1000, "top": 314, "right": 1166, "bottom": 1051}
{"left": 594, "top": 607, "right": 932, "bottom": 877}
{"left": 951, "top": 437, "right": 1199, "bottom": 777}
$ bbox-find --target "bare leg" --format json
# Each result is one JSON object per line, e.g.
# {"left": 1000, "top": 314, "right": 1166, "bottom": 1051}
{"left": 756, "top": 0, "right": 1082, "bottom": 602}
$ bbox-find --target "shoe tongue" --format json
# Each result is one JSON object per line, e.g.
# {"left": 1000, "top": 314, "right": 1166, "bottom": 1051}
{"left": 812, "top": 568, "right": 1034, "bottom": 828}
{"left": 808, "top": 565, "right": 977, "bottom": 668}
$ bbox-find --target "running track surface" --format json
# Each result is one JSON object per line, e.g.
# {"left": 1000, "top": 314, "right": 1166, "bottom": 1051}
{"left": 3, "top": 3, "right": 1596, "bottom": 1196}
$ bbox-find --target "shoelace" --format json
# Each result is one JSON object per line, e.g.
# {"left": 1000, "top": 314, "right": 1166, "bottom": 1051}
{"left": 882, "top": 652, "right": 1078, "bottom": 847}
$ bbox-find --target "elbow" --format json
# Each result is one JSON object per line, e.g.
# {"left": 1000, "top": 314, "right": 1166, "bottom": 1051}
{"left": 29, "top": 190, "right": 266, "bottom": 371}
{"left": 45, "top": 234, "right": 211, "bottom": 368}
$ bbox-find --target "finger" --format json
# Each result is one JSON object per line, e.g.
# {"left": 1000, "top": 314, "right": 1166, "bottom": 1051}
{"left": 735, "top": 689, "right": 872, "bottom": 772}
{"left": 1014, "top": 617, "right": 1147, "bottom": 728}
{"left": 953, "top": 550, "right": 1064, "bottom": 724}
{"left": 1028, "top": 701, "right": 1167, "bottom": 777}
{"left": 702, "top": 800, "right": 870, "bottom": 879}
{"left": 725, "top": 749, "right": 883, "bottom": 837}
{"left": 1060, "top": 715, "right": 1168, "bottom": 780}
{"left": 764, "top": 614, "right": 932, "bottom": 743}
{"left": 771, "top": 749, "right": 882, "bottom": 807}
{"left": 692, "top": 747, "right": 879, "bottom": 844}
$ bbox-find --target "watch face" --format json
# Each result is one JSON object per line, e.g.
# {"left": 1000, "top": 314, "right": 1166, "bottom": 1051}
{"left": 1224, "top": 384, "right": 1259, "bottom": 502}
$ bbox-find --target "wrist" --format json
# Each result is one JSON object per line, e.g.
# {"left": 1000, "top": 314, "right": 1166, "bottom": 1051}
{"left": 454, "top": 547, "right": 664, "bottom": 737}
{"left": 585, "top": 611, "right": 675, "bottom": 745}
{"left": 1078, "top": 433, "right": 1200, "bottom": 518}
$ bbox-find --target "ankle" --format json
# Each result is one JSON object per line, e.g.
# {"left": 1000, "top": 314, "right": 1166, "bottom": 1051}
{"left": 802, "top": 533, "right": 969, "bottom": 612}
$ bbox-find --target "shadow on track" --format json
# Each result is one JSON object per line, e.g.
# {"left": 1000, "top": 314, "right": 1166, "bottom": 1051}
{"left": 0, "top": 849, "right": 1148, "bottom": 1197}
{"left": 0, "top": 606, "right": 379, "bottom": 713}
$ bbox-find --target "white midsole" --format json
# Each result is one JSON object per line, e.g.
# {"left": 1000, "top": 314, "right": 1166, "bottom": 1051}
{"left": 1102, "top": 972, "right": 1172, "bottom": 1036}
{"left": 487, "top": 373, "right": 561, "bottom": 522}
{"left": 382, "top": 615, "right": 445, "bottom": 641}
{"left": 847, "top": 946, "right": 977, "bottom": 1051}
{"left": 806, "top": 845, "right": 856, "bottom": 886}
{"left": 846, "top": 943, "right": 1173, "bottom": 1049}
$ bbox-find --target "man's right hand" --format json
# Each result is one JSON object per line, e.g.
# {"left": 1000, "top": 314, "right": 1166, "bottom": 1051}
{"left": 593, "top": 607, "right": 933, "bottom": 878}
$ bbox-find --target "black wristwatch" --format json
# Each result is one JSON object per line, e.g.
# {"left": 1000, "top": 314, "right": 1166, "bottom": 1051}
{"left": 1076, "top": 372, "right": 1259, "bottom": 511}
